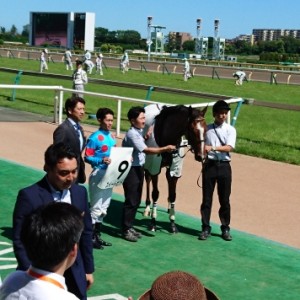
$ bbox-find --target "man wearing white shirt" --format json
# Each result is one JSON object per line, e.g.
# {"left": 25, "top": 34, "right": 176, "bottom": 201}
{"left": 1, "top": 202, "right": 84, "bottom": 299}
{"left": 199, "top": 100, "right": 236, "bottom": 241}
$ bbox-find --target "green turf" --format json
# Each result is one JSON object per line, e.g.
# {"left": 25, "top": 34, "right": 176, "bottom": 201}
{"left": 0, "top": 159, "right": 300, "bottom": 299}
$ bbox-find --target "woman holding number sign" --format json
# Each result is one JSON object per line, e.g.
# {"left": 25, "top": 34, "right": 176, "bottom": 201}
{"left": 85, "top": 108, "right": 116, "bottom": 250}
{"left": 121, "top": 106, "right": 177, "bottom": 242}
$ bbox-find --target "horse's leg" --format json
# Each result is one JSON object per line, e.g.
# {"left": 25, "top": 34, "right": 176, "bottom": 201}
{"left": 143, "top": 170, "right": 152, "bottom": 217}
{"left": 166, "top": 169, "right": 179, "bottom": 233}
{"left": 149, "top": 174, "right": 159, "bottom": 232}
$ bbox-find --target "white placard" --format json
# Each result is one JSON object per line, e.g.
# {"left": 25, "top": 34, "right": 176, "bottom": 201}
{"left": 97, "top": 147, "right": 133, "bottom": 189}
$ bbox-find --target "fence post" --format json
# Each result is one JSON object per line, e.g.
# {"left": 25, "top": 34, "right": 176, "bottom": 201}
{"left": 145, "top": 86, "right": 154, "bottom": 100}
{"left": 231, "top": 99, "right": 244, "bottom": 127}
{"left": 270, "top": 72, "right": 277, "bottom": 85}
{"left": 10, "top": 70, "right": 23, "bottom": 101}
{"left": 162, "top": 63, "right": 170, "bottom": 75}
{"left": 54, "top": 94, "right": 59, "bottom": 123}
{"left": 212, "top": 67, "right": 220, "bottom": 79}
{"left": 58, "top": 88, "right": 64, "bottom": 124}
{"left": 140, "top": 62, "right": 147, "bottom": 72}
{"left": 116, "top": 99, "right": 122, "bottom": 138}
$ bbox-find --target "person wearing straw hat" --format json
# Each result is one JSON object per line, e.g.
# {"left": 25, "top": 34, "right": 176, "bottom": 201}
{"left": 137, "top": 270, "right": 219, "bottom": 300}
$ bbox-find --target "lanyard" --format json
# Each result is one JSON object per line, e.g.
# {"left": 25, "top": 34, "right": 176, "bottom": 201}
{"left": 27, "top": 269, "right": 65, "bottom": 290}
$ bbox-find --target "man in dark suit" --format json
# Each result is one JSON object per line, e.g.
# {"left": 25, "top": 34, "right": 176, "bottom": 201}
{"left": 53, "top": 97, "right": 86, "bottom": 183}
{"left": 13, "top": 143, "right": 95, "bottom": 300}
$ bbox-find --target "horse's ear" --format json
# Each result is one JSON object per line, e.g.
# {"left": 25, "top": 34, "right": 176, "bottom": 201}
{"left": 202, "top": 105, "right": 208, "bottom": 116}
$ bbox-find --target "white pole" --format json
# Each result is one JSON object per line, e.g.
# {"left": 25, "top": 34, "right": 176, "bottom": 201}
{"left": 58, "top": 88, "right": 64, "bottom": 124}
{"left": 117, "top": 99, "right": 122, "bottom": 137}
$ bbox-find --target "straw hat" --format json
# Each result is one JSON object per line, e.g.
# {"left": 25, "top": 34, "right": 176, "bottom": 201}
{"left": 138, "top": 271, "right": 219, "bottom": 300}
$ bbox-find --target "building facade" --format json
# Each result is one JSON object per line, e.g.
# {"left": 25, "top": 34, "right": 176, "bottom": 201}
{"left": 252, "top": 29, "right": 300, "bottom": 42}
{"left": 29, "top": 12, "right": 95, "bottom": 50}
{"left": 168, "top": 31, "right": 193, "bottom": 50}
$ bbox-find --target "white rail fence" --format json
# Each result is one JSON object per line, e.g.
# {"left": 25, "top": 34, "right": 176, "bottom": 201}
{"left": 0, "top": 84, "right": 243, "bottom": 137}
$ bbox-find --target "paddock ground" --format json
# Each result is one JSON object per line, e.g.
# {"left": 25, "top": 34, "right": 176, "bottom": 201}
{"left": 0, "top": 107, "right": 299, "bottom": 249}
{"left": 0, "top": 108, "right": 300, "bottom": 299}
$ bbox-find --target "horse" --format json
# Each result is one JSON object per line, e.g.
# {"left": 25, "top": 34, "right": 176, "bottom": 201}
{"left": 143, "top": 104, "right": 207, "bottom": 233}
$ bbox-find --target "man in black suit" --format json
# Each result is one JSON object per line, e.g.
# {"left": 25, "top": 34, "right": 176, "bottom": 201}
{"left": 53, "top": 97, "right": 86, "bottom": 183}
{"left": 13, "top": 143, "right": 95, "bottom": 300}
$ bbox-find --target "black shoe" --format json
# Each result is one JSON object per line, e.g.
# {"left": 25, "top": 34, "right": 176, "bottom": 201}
{"left": 99, "top": 238, "right": 112, "bottom": 247}
{"left": 129, "top": 228, "right": 142, "bottom": 238}
{"left": 93, "top": 238, "right": 104, "bottom": 250}
{"left": 198, "top": 230, "right": 211, "bottom": 240}
{"left": 123, "top": 230, "right": 138, "bottom": 242}
{"left": 222, "top": 230, "right": 232, "bottom": 241}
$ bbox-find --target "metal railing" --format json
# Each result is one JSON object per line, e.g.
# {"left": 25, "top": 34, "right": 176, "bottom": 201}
{"left": 0, "top": 84, "right": 244, "bottom": 136}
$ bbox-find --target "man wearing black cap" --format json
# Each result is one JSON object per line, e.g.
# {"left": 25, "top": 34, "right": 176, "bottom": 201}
{"left": 199, "top": 100, "right": 236, "bottom": 241}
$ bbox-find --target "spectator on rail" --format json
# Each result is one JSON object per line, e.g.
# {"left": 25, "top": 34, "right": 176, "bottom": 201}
{"left": 199, "top": 100, "right": 236, "bottom": 242}
{"left": 84, "top": 107, "right": 116, "bottom": 250}
{"left": 121, "top": 106, "right": 176, "bottom": 242}
{"left": 233, "top": 70, "right": 246, "bottom": 85}
{"left": 72, "top": 60, "right": 88, "bottom": 98}
{"left": 12, "top": 143, "right": 95, "bottom": 299}
{"left": 40, "top": 49, "right": 48, "bottom": 73}
{"left": 1, "top": 202, "right": 84, "bottom": 299}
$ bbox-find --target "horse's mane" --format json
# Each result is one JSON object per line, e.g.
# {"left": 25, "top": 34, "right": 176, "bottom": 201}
{"left": 154, "top": 105, "right": 192, "bottom": 147}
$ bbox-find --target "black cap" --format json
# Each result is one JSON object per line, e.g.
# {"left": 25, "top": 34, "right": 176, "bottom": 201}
{"left": 213, "top": 100, "right": 231, "bottom": 112}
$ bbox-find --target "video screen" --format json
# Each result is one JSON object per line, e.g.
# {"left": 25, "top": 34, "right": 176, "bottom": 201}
{"left": 32, "top": 13, "right": 68, "bottom": 47}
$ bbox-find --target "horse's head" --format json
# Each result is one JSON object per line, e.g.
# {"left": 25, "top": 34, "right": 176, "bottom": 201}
{"left": 153, "top": 105, "right": 207, "bottom": 163}
{"left": 185, "top": 106, "right": 207, "bottom": 162}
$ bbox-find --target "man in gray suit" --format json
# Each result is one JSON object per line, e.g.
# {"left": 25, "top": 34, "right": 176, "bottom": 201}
{"left": 53, "top": 97, "right": 86, "bottom": 183}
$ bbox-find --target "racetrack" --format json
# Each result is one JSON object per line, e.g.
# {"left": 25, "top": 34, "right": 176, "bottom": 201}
{"left": 1, "top": 108, "right": 299, "bottom": 249}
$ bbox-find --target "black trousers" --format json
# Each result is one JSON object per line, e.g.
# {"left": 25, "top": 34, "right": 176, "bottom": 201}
{"left": 201, "top": 160, "right": 232, "bottom": 232}
{"left": 122, "top": 166, "right": 144, "bottom": 231}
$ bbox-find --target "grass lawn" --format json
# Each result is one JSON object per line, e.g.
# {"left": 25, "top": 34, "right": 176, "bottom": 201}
{"left": 0, "top": 57, "right": 300, "bottom": 165}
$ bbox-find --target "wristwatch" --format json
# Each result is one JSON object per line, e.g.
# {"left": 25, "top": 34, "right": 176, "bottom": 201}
{"left": 212, "top": 146, "right": 216, "bottom": 151}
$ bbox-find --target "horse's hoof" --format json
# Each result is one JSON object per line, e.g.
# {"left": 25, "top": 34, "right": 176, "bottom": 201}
{"left": 143, "top": 210, "right": 150, "bottom": 217}
{"left": 148, "top": 224, "right": 156, "bottom": 232}
{"left": 170, "top": 224, "right": 179, "bottom": 234}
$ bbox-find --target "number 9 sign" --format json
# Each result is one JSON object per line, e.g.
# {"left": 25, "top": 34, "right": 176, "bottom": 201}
{"left": 97, "top": 147, "right": 133, "bottom": 189}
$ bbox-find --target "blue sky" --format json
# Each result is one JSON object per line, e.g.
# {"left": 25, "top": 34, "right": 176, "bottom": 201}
{"left": 2, "top": 0, "right": 300, "bottom": 39}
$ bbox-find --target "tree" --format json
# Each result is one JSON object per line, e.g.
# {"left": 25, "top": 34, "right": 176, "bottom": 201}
{"left": 95, "top": 27, "right": 109, "bottom": 43}
{"left": 10, "top": 25, "right": 17, "bottom": 36}
{"left": 182, "top": 40, "right": 195, "bottom": 51}
{"left": 22, "top": 24, "right": 30, "bottom": 37}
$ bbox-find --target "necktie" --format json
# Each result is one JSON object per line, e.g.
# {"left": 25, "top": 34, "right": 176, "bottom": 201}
{"left": 74, "top": 123, "right": 80, "bottom": 136}
{"left": 74, "top": 123, "right": 83, "bottom": 150}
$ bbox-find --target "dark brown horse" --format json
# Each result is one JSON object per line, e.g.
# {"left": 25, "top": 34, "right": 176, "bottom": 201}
{"left": 143, "top": 104, "right": 207, "bottom": 233}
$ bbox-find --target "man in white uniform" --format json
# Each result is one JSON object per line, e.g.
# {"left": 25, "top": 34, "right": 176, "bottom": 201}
{"left": 233, "top": 70, "right": 246, "bottom": 85}
{"left": 64, "top": 48, "right": 73, "bottom": 71}
{"left": 72, "top": 60, "right": 88, "bottom": 98}
{"left": 40, "top": 49, "right": 48, "bottom": 73}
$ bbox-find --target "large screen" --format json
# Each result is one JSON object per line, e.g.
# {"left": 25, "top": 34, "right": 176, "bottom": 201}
{"left": 31, "top": 13, "right": 68, "bottom": 47}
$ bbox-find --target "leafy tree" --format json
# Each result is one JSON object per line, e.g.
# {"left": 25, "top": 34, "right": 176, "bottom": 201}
{"left": 182, "top": 40, "right": 195, "bottom": 51}
{"left": 22, "top": 24, "right": 30, "bottom": 37}
{"left": 95, "top": 27, "right": 109, "bottom": 43}
{"left": 10, "top": 25, "right": 17, "bottom": 36}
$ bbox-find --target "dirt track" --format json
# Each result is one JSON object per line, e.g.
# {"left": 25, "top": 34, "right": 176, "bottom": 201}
{"left": 1, "top": 118, "right": 299, "bottom": 249}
